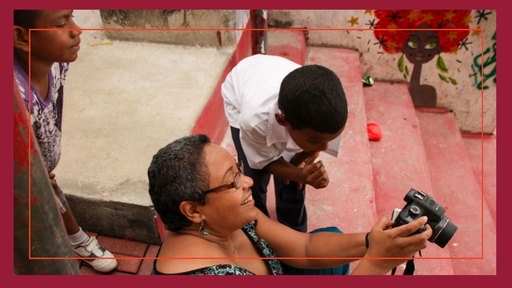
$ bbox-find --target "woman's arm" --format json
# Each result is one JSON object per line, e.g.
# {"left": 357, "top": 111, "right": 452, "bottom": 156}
{"left": 256, "top": 210, "right": 431, "bottom": 274}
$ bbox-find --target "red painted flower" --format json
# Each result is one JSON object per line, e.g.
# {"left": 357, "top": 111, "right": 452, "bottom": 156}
{"left": 373, "top": 10, "right": 471, "bottom": 54}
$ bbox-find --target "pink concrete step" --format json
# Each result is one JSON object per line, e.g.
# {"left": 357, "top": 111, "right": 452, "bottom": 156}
{"left": 416, "top": 108, "right": 496, "bottom": 275}
{"left": 363, "top": 82, "right": 454, "bottom": 275}
{"left": 461, "top": 132, "right": 496, "bottom": 224}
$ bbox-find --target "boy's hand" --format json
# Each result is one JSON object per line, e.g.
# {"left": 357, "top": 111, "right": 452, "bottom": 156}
{"left": 285, "top": 151, "right": 320, "bottom": 190}
{"left": 302, "top": 160, "right": 329, "bottom": 189}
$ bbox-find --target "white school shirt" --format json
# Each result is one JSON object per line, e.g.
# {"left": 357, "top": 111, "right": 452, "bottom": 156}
{"left": 221, "top": 54, "right": 341, "bottom": 170}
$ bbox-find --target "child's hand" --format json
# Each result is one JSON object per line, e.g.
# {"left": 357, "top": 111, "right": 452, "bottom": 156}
{"left": 285, "top": 151, "right": 320, "bottom": 190}
{"left": 48, "top": 172, "right": 59, "bottom": 191}
{"left": 302, "top": 160, "right": 329, "bottom": 189}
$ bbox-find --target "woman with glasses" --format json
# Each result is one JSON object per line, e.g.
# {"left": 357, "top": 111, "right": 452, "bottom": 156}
{"left": 147, "top": 134, "right": 431, "bottom": 275}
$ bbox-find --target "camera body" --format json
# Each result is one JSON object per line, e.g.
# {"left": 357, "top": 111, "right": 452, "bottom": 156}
{"left": 392, "top": 188, "right": 458, "bottom": 248}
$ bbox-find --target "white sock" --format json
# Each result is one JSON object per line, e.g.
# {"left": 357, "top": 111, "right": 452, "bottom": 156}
{"left": 68, "top": 227, "right": 90, "bottom": 246}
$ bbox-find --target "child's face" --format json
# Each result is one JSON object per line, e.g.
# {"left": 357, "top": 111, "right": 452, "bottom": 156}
{"left": 288, "top": 127, "right": 343, "bottom": 153}
{"left": 29, "top": 10, "right": 82, "bottom": 64}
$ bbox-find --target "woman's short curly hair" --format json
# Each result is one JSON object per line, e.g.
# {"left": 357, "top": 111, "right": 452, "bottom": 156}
{"left": 147, "top": 134, "right": 211, "bottom": 232}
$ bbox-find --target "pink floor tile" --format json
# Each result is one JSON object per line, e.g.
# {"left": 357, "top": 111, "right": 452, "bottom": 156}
{"left": 96, "top": 235, "right": 149, "bottom": 257}
{"left": 112, "top": 252, "right": 143, "bottom": 274}
{"left": 137, "top": 245, "right": 160, "bottom": 275}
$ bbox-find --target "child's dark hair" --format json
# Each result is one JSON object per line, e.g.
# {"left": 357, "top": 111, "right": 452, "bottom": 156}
{"left": 278, "top": 64, "right": 348, "bottom": 134}
{"left": 14, "top": 10, "right": 40, "bottom": 28}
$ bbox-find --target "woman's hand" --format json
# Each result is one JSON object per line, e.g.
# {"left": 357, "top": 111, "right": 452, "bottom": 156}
{"left": 368, "top": 216, "right": 431, "bottom": 257}
{"left": 350, "top": 216, "right": 431, "bottom": 275}
{"left": 363, "top": 216, "right": 431, "bottom": 272}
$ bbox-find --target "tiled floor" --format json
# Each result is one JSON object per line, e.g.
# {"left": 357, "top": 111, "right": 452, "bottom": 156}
{"left": 80, "top": 232, "right": 160, "bottom": 275}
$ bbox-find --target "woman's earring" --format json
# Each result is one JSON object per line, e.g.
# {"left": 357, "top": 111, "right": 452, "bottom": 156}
{"left": 199, "top": 219, "right": 210, "bottom": 236}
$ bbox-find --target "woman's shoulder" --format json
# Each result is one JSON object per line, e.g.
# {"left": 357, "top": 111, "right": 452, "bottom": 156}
{"left": 154, "top": 232, "right": 239, "bottom": 274}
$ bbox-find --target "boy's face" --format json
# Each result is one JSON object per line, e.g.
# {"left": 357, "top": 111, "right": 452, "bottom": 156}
{"left": 288, "top": 127, "right": 343, "bottom": 153}
{"left": 27, "top": 10, "right": 82, "bottom": 64}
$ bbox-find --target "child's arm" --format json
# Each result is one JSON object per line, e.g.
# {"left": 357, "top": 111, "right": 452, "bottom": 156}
{"left": 239, "top": 125, "right": 328, "bottom": 189}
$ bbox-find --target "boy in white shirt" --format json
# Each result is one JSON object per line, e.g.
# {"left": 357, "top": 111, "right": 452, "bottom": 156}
{"left": 221, "top": 54, "right": 347, "bottom": 232}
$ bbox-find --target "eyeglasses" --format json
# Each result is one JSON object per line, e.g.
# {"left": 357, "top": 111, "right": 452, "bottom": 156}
{"left": 203, "top": 162, "right": 244, "bottom": 194}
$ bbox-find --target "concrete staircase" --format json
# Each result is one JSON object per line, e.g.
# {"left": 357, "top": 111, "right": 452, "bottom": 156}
{"left": 216, "top": 29, "right": 496, "bottom": 275}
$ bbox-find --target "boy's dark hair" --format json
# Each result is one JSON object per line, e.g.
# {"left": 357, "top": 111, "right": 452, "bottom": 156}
{"left": 14, "top": 10, "right": 41, "bottom": 28}
{"left": 278, "top": 64, "right": 348, "bottom": 134}
{"left": 147, "top": 134, "right": 211, "bottom": 232}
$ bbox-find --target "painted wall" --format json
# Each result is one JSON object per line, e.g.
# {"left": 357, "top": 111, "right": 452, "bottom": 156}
{"left": 268, "top": 10, "right": 496, "bottom": 134}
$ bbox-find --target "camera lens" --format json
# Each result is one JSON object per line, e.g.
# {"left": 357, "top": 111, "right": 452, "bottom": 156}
{"left": 430, "top": 217, "right": 458, "bottom": 248}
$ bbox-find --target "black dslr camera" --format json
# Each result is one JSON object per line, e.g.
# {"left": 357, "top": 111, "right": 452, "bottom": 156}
{"left": 392, "top": 188, "right": 458, "bottom": 248}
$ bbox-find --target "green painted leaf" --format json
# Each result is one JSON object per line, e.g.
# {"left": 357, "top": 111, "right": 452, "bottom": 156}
{"left": 438, "top": 73, "right": 449, "bottom": 82}
{"left": 436, "top": 55, "right": 448, "bottom": 73}
{"left": 449, "top": 77, "right": 458, "bottom": 85}
{"left": 405, "top": 65, "right": 409, "bottom": 76}
{"left": 398, "top": 54, "right": 405, "bottom": 72}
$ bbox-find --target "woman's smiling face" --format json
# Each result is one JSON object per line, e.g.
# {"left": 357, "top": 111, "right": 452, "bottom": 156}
{"left": 200, "top": 143, "right": 257, "bottom": 230}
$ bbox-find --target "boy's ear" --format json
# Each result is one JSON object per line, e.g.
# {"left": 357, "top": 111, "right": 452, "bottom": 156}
{"left": 275, "top": 113, "right": 289, "bottom": 127}
{"left": 14, "top": 26, "right": 30, "bottom": 52}
{"left": 179, "top": 201, "right": 204, "bottom": 224}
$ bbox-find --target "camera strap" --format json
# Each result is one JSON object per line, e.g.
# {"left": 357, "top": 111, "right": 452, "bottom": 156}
{"left": 391, "top": 250, "right": 422, "bottom": 275}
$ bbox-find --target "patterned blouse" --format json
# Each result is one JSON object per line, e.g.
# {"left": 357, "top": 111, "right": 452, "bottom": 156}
{"left": 14, "top": 57, "right": 68, "bottom": 173}
{"left": 152, "top": 219, "right": 283, "bottom": 275}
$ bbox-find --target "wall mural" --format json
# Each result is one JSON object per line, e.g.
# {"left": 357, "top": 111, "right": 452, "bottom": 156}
{"left": 371, "top": 10, "right": 473, "bottom": 107}
{"left": 470, "top": 31, "right": 496, "bottom": 90}
{"left": 267, "top": 9, "right": 496, "bottom": 132}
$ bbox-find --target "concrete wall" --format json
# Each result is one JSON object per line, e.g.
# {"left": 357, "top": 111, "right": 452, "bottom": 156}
{"left": 268, "top": 10, "right": 497, "bottom": 134}
{"left": 100, "top": 10, "right": 238, "bottom": 47}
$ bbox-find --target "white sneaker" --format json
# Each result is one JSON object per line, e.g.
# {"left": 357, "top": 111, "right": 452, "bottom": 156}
{"left": 73, "top": 236, "right": 118, "bottom": 273}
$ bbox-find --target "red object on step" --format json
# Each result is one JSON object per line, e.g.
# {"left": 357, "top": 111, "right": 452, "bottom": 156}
{"left": 367, "top": 122, "right": 382, "bottom": 141}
